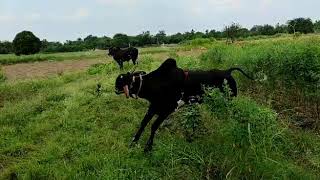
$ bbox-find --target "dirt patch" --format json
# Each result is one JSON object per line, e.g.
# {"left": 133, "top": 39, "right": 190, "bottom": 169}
{"left": 3, "top": 59, "right": 105, "bottom": 81}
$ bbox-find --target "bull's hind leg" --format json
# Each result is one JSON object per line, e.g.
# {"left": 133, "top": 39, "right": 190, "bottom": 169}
{"left": 132, "top": 59, "right": 136, "bottom": 65}
{"left": 116, "top": 60, "right": 123, "bottom": 70}
{"left": 132, "top": 57, "right": 138, "bottom": 65}
{"left": 227, "top": 77, "right": 237, "bottom": 97}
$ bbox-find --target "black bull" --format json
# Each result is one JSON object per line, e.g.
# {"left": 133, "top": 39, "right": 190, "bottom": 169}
{"left": 108, "top": 47, "right": 139, "bottom": 70}
{"left": 115, "top": 58, "right": 254, "bottom": 152}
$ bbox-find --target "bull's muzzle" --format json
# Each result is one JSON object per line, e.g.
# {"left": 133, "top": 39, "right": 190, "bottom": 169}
{"left": 123, "top": 85, "right": 129, "bottom": 98}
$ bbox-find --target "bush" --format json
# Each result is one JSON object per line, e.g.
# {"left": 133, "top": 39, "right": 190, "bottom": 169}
{"left": 0, "top": 41, "right": 13, "bottom": 54}
{"left": 13, "top": 31, "right": 41, "bottom": 56}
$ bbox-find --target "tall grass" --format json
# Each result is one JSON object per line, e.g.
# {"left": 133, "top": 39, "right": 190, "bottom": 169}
{"left": 200, "top": 35, "right": 320, "bottom": 125}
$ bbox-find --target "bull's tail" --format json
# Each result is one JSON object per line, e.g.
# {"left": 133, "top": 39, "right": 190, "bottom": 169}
{"left": 228, "top": 68, "right": 254, "bottom": 80}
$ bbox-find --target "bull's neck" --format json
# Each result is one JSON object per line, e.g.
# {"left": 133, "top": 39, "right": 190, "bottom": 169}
{"left": 131, "top": 76, "right": 144, "bottom": 98}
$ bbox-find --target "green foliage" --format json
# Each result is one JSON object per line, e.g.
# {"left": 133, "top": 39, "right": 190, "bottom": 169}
{"left": 251, "top": 24, "right": 276, "bottom": 36}
{"left": 112, "top": 33, "right": 130, "bottom": 48}
{"left": 135, "top": 31, "right": 153, "bottom": 46}
{"left": 13, "top": 31, "right": 41, "bottom": 56}
{"left": 0, "top": 41, "right": 13, "bottom": 54}
{"left": 315, "top": 20, "right": 320, "bottom": 33}
{"left": 288, "top": 18, "right": 314, "bottom": 34}
{"left": 224, "top": 22, "right": 242, "bottom": 43}
{"left": 177, "top": 104, "right": 204, "bottom": 142}
{"left": 155, "top": 30, "right": 167, "bottom": 44}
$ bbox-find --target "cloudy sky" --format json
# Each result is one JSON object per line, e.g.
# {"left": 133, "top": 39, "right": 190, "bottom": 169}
{"left": 0, "top": 0, "right": 319, "bottom": 42}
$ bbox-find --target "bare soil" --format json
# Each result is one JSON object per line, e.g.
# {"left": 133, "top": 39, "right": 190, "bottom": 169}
{"left": 2, "top": 59, "right": 105, "bottom": 81}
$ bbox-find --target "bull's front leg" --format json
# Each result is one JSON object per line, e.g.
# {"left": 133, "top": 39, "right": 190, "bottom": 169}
{"left": 144, "top": 111, "right": 172, "bottom": 153}
{"left": 119, "top": 60, "right": 124, "bottom": 70}
{"left": 130, "top": 105, "right": 155, "bottom": 147}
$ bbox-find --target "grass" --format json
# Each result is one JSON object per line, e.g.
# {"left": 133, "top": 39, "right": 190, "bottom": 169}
{"left": 0, "top": 65, "right": 5, "bottom": 83}
{"left": 0, "top": 51, "right": 106, "bottom": 65}
{"left": 1, "top": 34, "right": 320, "bottom": 179}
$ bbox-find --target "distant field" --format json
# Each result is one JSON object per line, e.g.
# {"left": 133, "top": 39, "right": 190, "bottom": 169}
{"left": 0, "top": 46, "right": 177, "bottom": 65}
{"left": 1, "top": 35, "right": 320, "bottom": 179}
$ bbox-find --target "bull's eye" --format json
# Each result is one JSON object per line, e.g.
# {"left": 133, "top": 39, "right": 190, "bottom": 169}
{"left": 120, "top": 75, "right": 123, "bottom": 78}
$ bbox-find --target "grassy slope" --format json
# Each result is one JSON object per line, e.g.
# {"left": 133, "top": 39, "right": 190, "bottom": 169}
{"left": 1, "top": 36, "right": 320, "bottom": 179}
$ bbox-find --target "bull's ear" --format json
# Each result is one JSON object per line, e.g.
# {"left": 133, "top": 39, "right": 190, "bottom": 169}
{"left": 127, "top": 72, "right": 131, "bottom": 75}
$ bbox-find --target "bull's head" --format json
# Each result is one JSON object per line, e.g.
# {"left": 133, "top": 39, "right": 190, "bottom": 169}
{"left": 115, "top": 72, "right": 132, "bottom": 98}
{"left": 108, "top": 47, "right": 120, "bottom": 56}
{"left": 108, "top": 47, "right": 114, "bottom": 56}
{"left": 115, "top": 71, "right": 147, "bottom": 98}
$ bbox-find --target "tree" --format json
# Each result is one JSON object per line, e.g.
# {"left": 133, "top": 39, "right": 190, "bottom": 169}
{"left": 238, "top": 28, "right": 250, "bottom": 37}
{"left": 287, "top": 18, "right": 314, "bottom": 34}
{"left": 112, "top": 33, "right": 130, "bottom": 48}
{"left": 250, "top": 24, "right": 275, "bottom": 36}
{"left": 314, "top": 20, "right": 320, "bottom": 33}
{"left": 96, "top": 36, "right": 111, "bottom": 50}
{"left": 136, "top": 31, "right": 153, "bottom": 46}
{"left": 155, "top": 30, "right": 167, "bottom": 45}
{"left": 167, "top": 33, "right": 184, "bottom": 44}
{"left": 275, "top": 23, "right": 288, "bottom": 34}
{"left": 0, "top": 41, "right": 13, "bottom": 54}
{"left": 13, "top": 31, "right": 41, "bottom": 55}
{"left": 224, "top": 23, "right": 242, "bottom": 43}
{"left": 84, "top": 35, "right": 98, "bottom": 50}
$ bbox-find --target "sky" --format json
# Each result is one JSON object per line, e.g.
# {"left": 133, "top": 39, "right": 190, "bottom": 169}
{"left": 0, "top": 0, "right": 319, "bottom": 42}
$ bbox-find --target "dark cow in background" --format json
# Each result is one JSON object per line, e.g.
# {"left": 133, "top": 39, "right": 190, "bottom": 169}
{"left": 108, "top": 47, "right": 139, "bottom": 69}
{"left": 115, "top": 58, "right": 254, "bottom": 152}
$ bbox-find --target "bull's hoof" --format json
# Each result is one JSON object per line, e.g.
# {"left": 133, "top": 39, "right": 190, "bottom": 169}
{"left": 129, "top": 138, "right": 139, "bottom": 148}
{"left": 144, "top": 142, "right": 153, "bottom": 153}
{"left": 144, "top": 145, "right": 152, "bottom": 153}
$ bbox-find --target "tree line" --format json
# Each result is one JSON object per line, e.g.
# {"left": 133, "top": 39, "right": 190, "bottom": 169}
{"left": 1, "top": 17, "right": 320, "bottom": 55}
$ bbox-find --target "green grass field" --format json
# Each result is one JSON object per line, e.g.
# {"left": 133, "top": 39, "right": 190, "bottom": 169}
{"left": 1, "top": 35, "right": 320, "bottom": 179}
